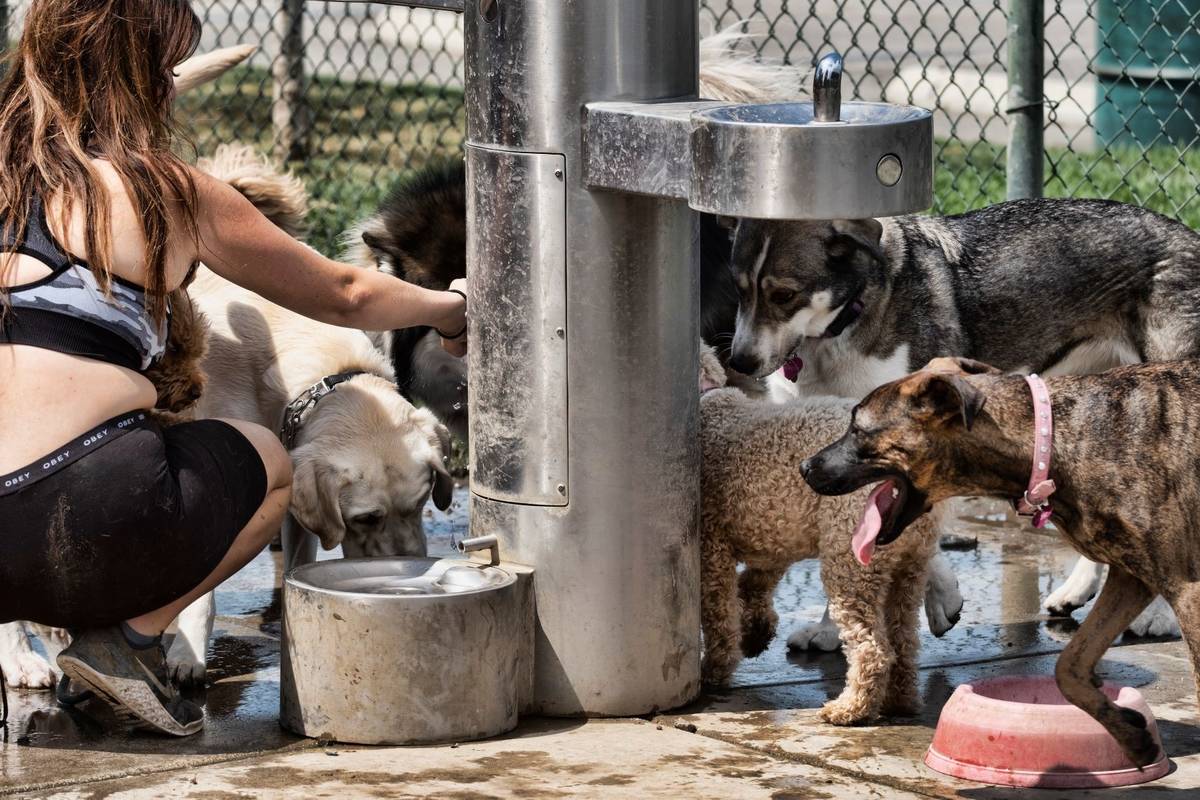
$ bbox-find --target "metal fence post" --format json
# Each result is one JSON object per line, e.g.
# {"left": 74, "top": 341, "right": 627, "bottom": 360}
{"left": 272, "top": 0, "right": 309, "bottom": 162}
{"left": 1006, "top": 0, "right": 1044, "bottom": 200}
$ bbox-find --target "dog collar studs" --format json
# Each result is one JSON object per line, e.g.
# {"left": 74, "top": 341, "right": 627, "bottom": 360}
{"left": 280, "top": 370, "right": 367, "bottom": 449}
{"left": 1014, "top": 373, "right": 1056, "bottom": 528}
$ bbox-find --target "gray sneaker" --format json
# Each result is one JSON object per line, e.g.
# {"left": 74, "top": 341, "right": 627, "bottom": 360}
{"left": 57, "top": 627, "right": 204, "bottom": 737}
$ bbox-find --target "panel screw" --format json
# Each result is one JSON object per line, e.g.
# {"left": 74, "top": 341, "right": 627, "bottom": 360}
{"left": 876, "top": 153, "right": 902, "bottom": 187}
{"left": 555, "top": 327, "right": 565, "bottom": 338}
{"left": 480, "top": 0, "right": 499, "bottom": 23}
{"left": 554, "top": 168, "right": 564, "bottom": 180}
{"left": 557, "top": 484, "right": 567, "bottom": 496}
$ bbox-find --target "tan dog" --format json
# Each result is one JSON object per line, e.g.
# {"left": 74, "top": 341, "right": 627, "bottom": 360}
{"left": 163, "top": 145, "right": 455, "bottom": 684}
{"left": 803, "top": 356, "right": 1200, "bottom": 765}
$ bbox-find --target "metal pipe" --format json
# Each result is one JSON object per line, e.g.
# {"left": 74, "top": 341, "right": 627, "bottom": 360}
{"left": 458, "top": 535, "right": 501, "bottom": 566}
{"left": 813, "top": 52, "right": 843, "bottom": 123}
{"left": 1006, "top": 0, "right": 1044, "bottom": 200}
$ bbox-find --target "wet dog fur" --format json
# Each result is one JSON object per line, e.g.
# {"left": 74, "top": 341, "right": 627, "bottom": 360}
{"left": 802, "top": 356, "right": 1200, "bottom": 766}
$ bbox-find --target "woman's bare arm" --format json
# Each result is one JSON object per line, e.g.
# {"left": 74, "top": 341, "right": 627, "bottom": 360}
{"left": 189, "top": 167, "right": 465, "bottom": 337}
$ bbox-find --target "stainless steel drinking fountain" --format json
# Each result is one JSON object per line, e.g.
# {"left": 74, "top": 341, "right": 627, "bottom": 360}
{"left": 356, "top": 0, "right": 933, "bottom": 718}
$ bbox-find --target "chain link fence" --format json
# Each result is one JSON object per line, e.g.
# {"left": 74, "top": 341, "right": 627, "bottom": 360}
{"left": 3, "top": 1, "right": 1200, "bottom": 252}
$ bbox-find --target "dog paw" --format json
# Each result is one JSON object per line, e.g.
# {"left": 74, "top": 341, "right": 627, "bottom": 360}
{"left": 0, "top": 648, "right": 57, "bottom": 690}
{"left": 881, "top": 693, "right": 922, "bottom": 718}
{"left": 1126, "top": 596, "right": 1181, "bottom": 638}
{"left": 1044, "top": 559, "right": 1103, "bottom": 616}
{"left": 786, "top": 619, "right": 842, "bottom": 652}
{"left": 819, "top": 697, "right": 875, "bottom": 726}
{"left": 1113, "top": 712, "right": 1161, "bottom": 768}
{"left": 924, "top": 555, "right": 964, "bottom": 637}
{"left": 700, "top": 658, "right": 736, "bottom": 688}
{"left": 1044, "top": 585, "right": 1094, "bottom": 617}
{"left": 739, "top": 618, "right": 775, "bottom": 658}
{"left": 165, "top": 638, "right": 208, "bottom": 686}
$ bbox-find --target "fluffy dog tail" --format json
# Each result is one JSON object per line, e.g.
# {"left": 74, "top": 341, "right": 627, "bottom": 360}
{"left": 699, "top": 25, "right": 806, "bottom": 104}
{"left": 198, "top": 144, "right": 310, "bottom": 239}
{"left": 173, "top": 44, "right": 257, "bottom": 95}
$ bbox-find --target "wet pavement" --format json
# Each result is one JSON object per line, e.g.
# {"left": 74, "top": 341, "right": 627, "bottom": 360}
{"left": 2, "top": 491, "right": 1198, "bottom": 797}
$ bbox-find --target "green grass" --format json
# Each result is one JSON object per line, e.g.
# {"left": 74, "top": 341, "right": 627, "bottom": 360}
{"left": 935, "top": 138, "right": 1200, "bottom": 226}
{"left": 178, "top": 65, "right": 1200, "bottom": 256}
{"left": 176, "top": 65, "right": 465, "bottom": 256}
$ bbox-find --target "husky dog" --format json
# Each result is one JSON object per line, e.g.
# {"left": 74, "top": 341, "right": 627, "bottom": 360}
{"left": 730, "top": 198, "right": 1200, "bottom": 637}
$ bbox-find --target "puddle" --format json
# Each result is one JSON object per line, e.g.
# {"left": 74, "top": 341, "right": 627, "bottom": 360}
{"left": 728, "top": 497, "right": 1128, "bottom": 689}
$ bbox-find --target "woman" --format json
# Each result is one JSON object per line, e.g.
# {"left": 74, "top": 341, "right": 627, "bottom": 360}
{"left": 0, "top": 1, "right": 467, "bottom": 736}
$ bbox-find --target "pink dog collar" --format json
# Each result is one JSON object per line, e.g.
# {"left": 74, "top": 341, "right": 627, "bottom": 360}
{"left": 1014, "top": 374, "right": 1056, "bottom": 528}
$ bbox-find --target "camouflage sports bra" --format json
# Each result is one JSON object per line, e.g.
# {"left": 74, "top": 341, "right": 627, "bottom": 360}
{"left": 0, "top": 196, "right": 168, "bottom": 372}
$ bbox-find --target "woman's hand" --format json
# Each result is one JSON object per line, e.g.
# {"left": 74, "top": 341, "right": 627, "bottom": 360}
{"left": 438, "top": 278, "right": 468, "bottom": 357}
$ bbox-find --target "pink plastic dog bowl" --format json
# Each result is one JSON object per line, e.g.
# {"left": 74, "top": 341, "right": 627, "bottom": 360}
{"left": 925, "top": 675, "right": 1170, "bottom": 788}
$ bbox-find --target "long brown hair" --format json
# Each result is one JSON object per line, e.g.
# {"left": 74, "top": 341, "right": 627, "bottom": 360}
{"left": 0, "top": 0, "right": 201, "bottom": 321}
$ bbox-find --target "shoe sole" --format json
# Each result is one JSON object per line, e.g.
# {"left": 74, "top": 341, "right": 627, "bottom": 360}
{"left": 57, "top": 655, "right": 203, "bottom": 737}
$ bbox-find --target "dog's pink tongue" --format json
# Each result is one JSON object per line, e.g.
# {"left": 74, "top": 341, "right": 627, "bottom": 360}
{"left": 782, "top": 357, "right": 804, "bottom": 382}
{"left": 852, "top": 480, "right": 896, "bottom": 567}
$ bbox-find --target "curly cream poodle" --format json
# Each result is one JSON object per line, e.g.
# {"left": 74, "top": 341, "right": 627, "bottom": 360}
{"left": 700, "top": 386, "right": 938, "bottom": 724}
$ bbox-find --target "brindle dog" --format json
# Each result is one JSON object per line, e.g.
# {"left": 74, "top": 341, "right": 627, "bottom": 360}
{"left": 800, "top": 356, "right": 1200, "bottom": 767}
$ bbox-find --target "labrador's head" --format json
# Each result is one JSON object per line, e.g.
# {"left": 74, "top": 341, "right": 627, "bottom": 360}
{"left": 290, "top": 378, "right": 455, "bottom": 557}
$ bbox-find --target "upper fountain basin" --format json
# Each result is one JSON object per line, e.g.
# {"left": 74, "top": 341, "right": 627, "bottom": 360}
{"left": 690, "top": 101, "right": 933, "bottom": 220}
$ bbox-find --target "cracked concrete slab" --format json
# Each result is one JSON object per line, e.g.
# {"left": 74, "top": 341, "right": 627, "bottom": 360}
{"left": 22, "top": 719, "right": 929, "bottom": 800}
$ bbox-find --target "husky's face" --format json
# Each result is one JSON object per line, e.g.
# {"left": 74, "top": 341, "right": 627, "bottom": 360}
{"left": 727, "top": 218, "right": 885, "bottom": 378}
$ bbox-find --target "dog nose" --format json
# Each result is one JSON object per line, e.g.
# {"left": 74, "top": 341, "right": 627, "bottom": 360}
{"left": 800, "top": 458, "right": 813, "bottom": 479}
{"left": 727, "top": 351, "right": 759, "bottom": 376}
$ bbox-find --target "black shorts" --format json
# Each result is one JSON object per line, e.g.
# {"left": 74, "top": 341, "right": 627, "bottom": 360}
{"left": 0, "top": 412, "right": 268, "bottom": 628}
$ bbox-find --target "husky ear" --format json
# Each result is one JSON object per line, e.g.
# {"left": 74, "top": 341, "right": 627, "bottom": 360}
{"left": 829, "top": 218, "right": 885, "bottom": 266}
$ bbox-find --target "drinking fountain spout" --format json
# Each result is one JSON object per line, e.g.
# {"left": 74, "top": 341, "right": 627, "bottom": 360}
{"left": 813, "top": 51, "right": 843, "bottom": 123}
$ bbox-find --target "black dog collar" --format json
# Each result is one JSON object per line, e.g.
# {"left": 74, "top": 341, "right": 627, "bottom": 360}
{"left": 280, "top": 371, "right": 367, "bottom": 449}
{"left": 820, "top": 295, "right": 866, "bottom": 339}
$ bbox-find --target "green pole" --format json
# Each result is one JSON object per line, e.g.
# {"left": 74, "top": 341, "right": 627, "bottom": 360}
{"left": 1006, "top": 0, "right": 1044, "bottom": 200}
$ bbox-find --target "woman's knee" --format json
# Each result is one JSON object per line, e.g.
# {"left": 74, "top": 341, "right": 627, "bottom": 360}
{"left": 217, "top": 418, "right": 293, "bottom": 491}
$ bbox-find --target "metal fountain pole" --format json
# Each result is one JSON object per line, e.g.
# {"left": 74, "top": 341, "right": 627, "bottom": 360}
{"left": 464, "top": 2, "right": 703, "bottom": 716}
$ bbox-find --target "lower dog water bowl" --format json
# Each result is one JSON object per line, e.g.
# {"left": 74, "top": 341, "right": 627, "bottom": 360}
{"left": 925, "top": 675, "right": 1169, "bottom": 788}
{"left": 280, "top": 552, "right": 533, "bottom": 745}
